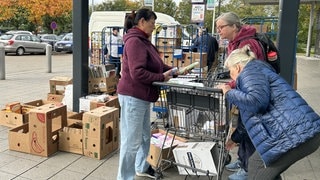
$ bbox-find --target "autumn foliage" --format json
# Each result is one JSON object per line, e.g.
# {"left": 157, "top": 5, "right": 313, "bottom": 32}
{"left": 0, "top": 0, "right": 72, "bottom": 25}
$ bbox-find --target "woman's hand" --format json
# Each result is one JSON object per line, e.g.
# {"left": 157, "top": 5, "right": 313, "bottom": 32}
{"left": 225, "top": 139, "right": 237, "bottom": 151}
{"left": 163, "top": 69, "right": 173, "bottom": 82}
{"left": 218, "top": 84, "right": 231, "bottom": 94}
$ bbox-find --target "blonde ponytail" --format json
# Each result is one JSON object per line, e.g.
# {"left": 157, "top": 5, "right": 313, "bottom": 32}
{"left": 224, "top": 45, "right": 256, "bottom": 68}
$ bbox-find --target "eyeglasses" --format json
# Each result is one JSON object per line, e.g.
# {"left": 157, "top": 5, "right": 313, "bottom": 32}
{"left": 216, "top": 24, "right": 230, "bottom": 31}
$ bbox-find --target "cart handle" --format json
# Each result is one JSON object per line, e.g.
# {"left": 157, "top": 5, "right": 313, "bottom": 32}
{"left": 153, "top": 81, "right": 223, "bottom": 93}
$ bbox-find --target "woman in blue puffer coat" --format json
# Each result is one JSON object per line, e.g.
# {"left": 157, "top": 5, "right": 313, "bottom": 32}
{"left": 219, "top": 45, "right": 320, "bottom": 180}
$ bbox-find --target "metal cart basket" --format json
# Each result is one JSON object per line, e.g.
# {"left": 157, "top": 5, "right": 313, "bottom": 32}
{"left": 152, "top": 80, "right": 231, "bottom": 180}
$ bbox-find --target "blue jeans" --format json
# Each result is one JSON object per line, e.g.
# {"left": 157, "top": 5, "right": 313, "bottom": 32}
{"left": 117, "top": 94, "right": 151, "bottom": 180}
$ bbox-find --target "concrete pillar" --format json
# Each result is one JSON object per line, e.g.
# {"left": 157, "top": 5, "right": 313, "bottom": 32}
{"left": 46, "top": 44, "right": 52, "bottom": 73}
{"left": 73, "top": 0, "right": 89, "bottom": 112}
{"left": 0, "top": 43, "right": 5, "bottom": 80}
{"left": 277, "top": 0, "right": 300, "bottom": 86}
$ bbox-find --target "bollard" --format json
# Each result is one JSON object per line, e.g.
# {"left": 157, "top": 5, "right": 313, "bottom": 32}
{"left": 46, "top": 44, "right": 52, "bottom": 73}
{"left": 0, "top": 43, "right": 5, "bottom": 80}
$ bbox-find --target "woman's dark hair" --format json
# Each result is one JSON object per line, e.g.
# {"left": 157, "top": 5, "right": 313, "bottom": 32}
{"left": 124, "top": 8, "right": 157, "bottom": 33}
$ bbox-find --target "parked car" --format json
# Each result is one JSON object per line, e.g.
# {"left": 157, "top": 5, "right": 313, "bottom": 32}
{"left": 0, "top": 33, "right": 48, "bottom": 55}
{"left": 54, "top": 33, "right": 73, "bottom": 53}
{"left": 38, "top": 34, "right": 60, "bottom": 47}
{"left": 57, "top": 33, "right": 68, "bottom": 40}
{"left": 6, "top": 30, "right": 33, "bottom": 35}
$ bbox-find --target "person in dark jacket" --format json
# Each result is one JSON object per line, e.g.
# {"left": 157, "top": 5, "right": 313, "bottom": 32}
{"left": 219, "top": 45, "right": 320, "bottom": 180}
{"left": 116, "top": 8, "right": 180, "bottom": 180}
{"left": 191, "top": 27, "right": 219, "bottom": 70}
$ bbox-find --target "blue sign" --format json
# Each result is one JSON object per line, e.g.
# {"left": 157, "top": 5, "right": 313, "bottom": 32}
{"left": 51, "top": 21, "right": 57, "bottom": 30}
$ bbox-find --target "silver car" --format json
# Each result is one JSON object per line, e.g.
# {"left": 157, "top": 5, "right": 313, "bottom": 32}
{"left": 0, "top": 33, "right": 48, "bottom": 55}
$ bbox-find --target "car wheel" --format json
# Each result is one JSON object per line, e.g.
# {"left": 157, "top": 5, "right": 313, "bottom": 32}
{"left": 16, "top": 47, "right": 25, "bottom": 56}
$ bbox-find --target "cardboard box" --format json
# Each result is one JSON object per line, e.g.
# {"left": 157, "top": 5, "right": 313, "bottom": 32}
{"left": 67, "top": 112, "right": 83, "bottom": 126}
{"left": 28, "top": 103, "right": 67, "bottom": 157}
{"left": 59, "top": 123, "right": 83, "bottom": 155}
{"left": 82, "top": 106, "right": 119, "bottom": 159}
{"left": 83, "top": 121, "right": 114, "bottom": 160}
{"left": 47, "top": 93, "right": 64, "bottom": 102}
{"left": 156, "top": 37, "right": 182, "bottom": 52}
{"left": 88, "top": 75, "right": 117, "bottom": 94}
{"left": 0, "top": 109, "right": 28, "bottom": 128}
{"left": 24, "top": 99, "right": 60, "bottom": 108}
{"left": 183, "top": 52, "right": 207, "bottom": 68}
{"left": 79, "top": 95, "right": 120, "bottom": 112}
{"left": 90, "top": 95, "right": 120, "bottom": 109}
{"left": 147, "top": 129, "right": 186, "bottom": 168}
{"left": 173, "top": 142, "right": 219, "bottom": 176}
{"left": 8, "top": 123, "right": 30, "bottom": 154}
{"left": 156, "top": 26, "right": 182, "bottom": 38}
{"left": 49, "top": 76, "right": 73, "bottom": 94}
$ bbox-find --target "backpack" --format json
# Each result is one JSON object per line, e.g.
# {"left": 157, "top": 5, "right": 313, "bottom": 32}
{"left": 236, "top": 33, "right": 280, "bottom": 74}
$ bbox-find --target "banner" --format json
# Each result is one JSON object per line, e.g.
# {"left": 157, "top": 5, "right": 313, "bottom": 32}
{"left": 145, "top": 0, "right": 153, "bottom": 7}
{"left": 191, "top": 4, "right": 205, "bottom": 23}
{"left": 207, "top": 0, "right": 215, "bottom": 10}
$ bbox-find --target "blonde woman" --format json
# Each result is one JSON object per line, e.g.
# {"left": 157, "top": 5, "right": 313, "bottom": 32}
{"left": 219, "top": 45, "right": 320, "bottom": 180}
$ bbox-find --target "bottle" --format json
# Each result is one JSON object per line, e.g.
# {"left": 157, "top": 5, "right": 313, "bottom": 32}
{"left": 267, "top": 51, "right": 277, "bottom": 62}
{"left": 171, "top": 67, "right": 178, "bottom": 77}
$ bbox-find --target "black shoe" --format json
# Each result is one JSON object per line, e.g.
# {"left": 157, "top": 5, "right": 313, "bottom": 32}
{"left": 136, "top": 166, "right": 155, "bottom": 179}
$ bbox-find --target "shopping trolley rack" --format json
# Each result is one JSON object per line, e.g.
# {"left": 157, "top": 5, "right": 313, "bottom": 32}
{"left": 152, "top": 79, "right": 232, "bottom": 180}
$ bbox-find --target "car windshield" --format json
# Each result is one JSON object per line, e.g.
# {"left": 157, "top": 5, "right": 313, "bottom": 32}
{"left": 0, "top": 34, "right": 14, "bottom": 40}
{"left": 62, "top": 34, "right": 73, "bottom": 41}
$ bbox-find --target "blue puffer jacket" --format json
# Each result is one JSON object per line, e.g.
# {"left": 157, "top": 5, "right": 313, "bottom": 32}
{"left": 225, "top": 60, "right": 320, "bottom": 166}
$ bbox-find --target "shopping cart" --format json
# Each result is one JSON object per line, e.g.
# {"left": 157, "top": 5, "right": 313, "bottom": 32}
{"left": 152, "top": 79, "right": 232, "bottom": 180}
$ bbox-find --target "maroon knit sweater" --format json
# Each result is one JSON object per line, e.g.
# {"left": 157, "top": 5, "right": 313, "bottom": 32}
{"left": 117, "top": 27, "right": 172, "bottom": 102}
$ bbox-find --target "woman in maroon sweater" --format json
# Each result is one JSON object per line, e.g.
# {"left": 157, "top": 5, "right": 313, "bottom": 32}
{"left": 116, "top": 8, "right": 175, "bottom": 180}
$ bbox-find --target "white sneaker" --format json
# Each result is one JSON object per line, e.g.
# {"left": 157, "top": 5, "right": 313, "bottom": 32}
{"left": 225, "top": 159, "right": 241, "bottom": 172}
{"left": 136, "top": 166, "right": 155, "bottom": 179}
{"left": 228, "top": 168, "right": 248, "bottom": 180}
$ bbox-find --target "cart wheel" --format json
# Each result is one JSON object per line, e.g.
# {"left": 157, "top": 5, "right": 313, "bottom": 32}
{"left": 156, "top": 112, "right": 162, "bottom": 119}
{"left": 156, "top": 112, "right": 168, "bottom": 119}
{"left": 155, "top": 171, "right": 163, "bottom": 180}
{"left": 224, "top": 153, "right": 232, "bottom": 166}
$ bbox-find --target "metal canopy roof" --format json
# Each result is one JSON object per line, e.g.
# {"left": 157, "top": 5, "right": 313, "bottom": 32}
{"left": 244, "top": 0, "right": 320, "bottom": 5}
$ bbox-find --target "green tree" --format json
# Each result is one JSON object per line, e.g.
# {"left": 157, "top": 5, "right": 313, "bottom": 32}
{"left": 0, "top": 0, "right": 72, "bottom": 33}
{"left": 154, "top": 0, "right": 177, "bottom": 17}
{"left": 94, "top": 0, "right": 141, "bottom": 12}
{"left": 175, "top": 0, "right": 192, "bottom": 25}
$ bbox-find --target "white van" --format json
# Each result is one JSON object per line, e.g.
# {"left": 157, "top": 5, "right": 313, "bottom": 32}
{"left": 89, "top": 11, "right": 192, "bottom": 49}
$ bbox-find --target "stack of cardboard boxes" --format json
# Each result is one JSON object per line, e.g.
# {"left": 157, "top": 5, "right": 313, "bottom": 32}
{"left": 155, "top": 26, "right": 208, "bottom": 77}
{"left": 90, "top": 31, "right": 103, "bottom": 65}
{"left": 0, "top": 99, "right": 58, "bottom": 128}
{"left": 9, "top": 102, "right": 67, "bottom": 156}
{"left": 88, "top": 64, "right": 118, "bottom": 95}
{"left": 6, "top": 98, "right": 120, "bottom": 160}
{"left": 58, "top": 106, "right": 119, "bottom": 159}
